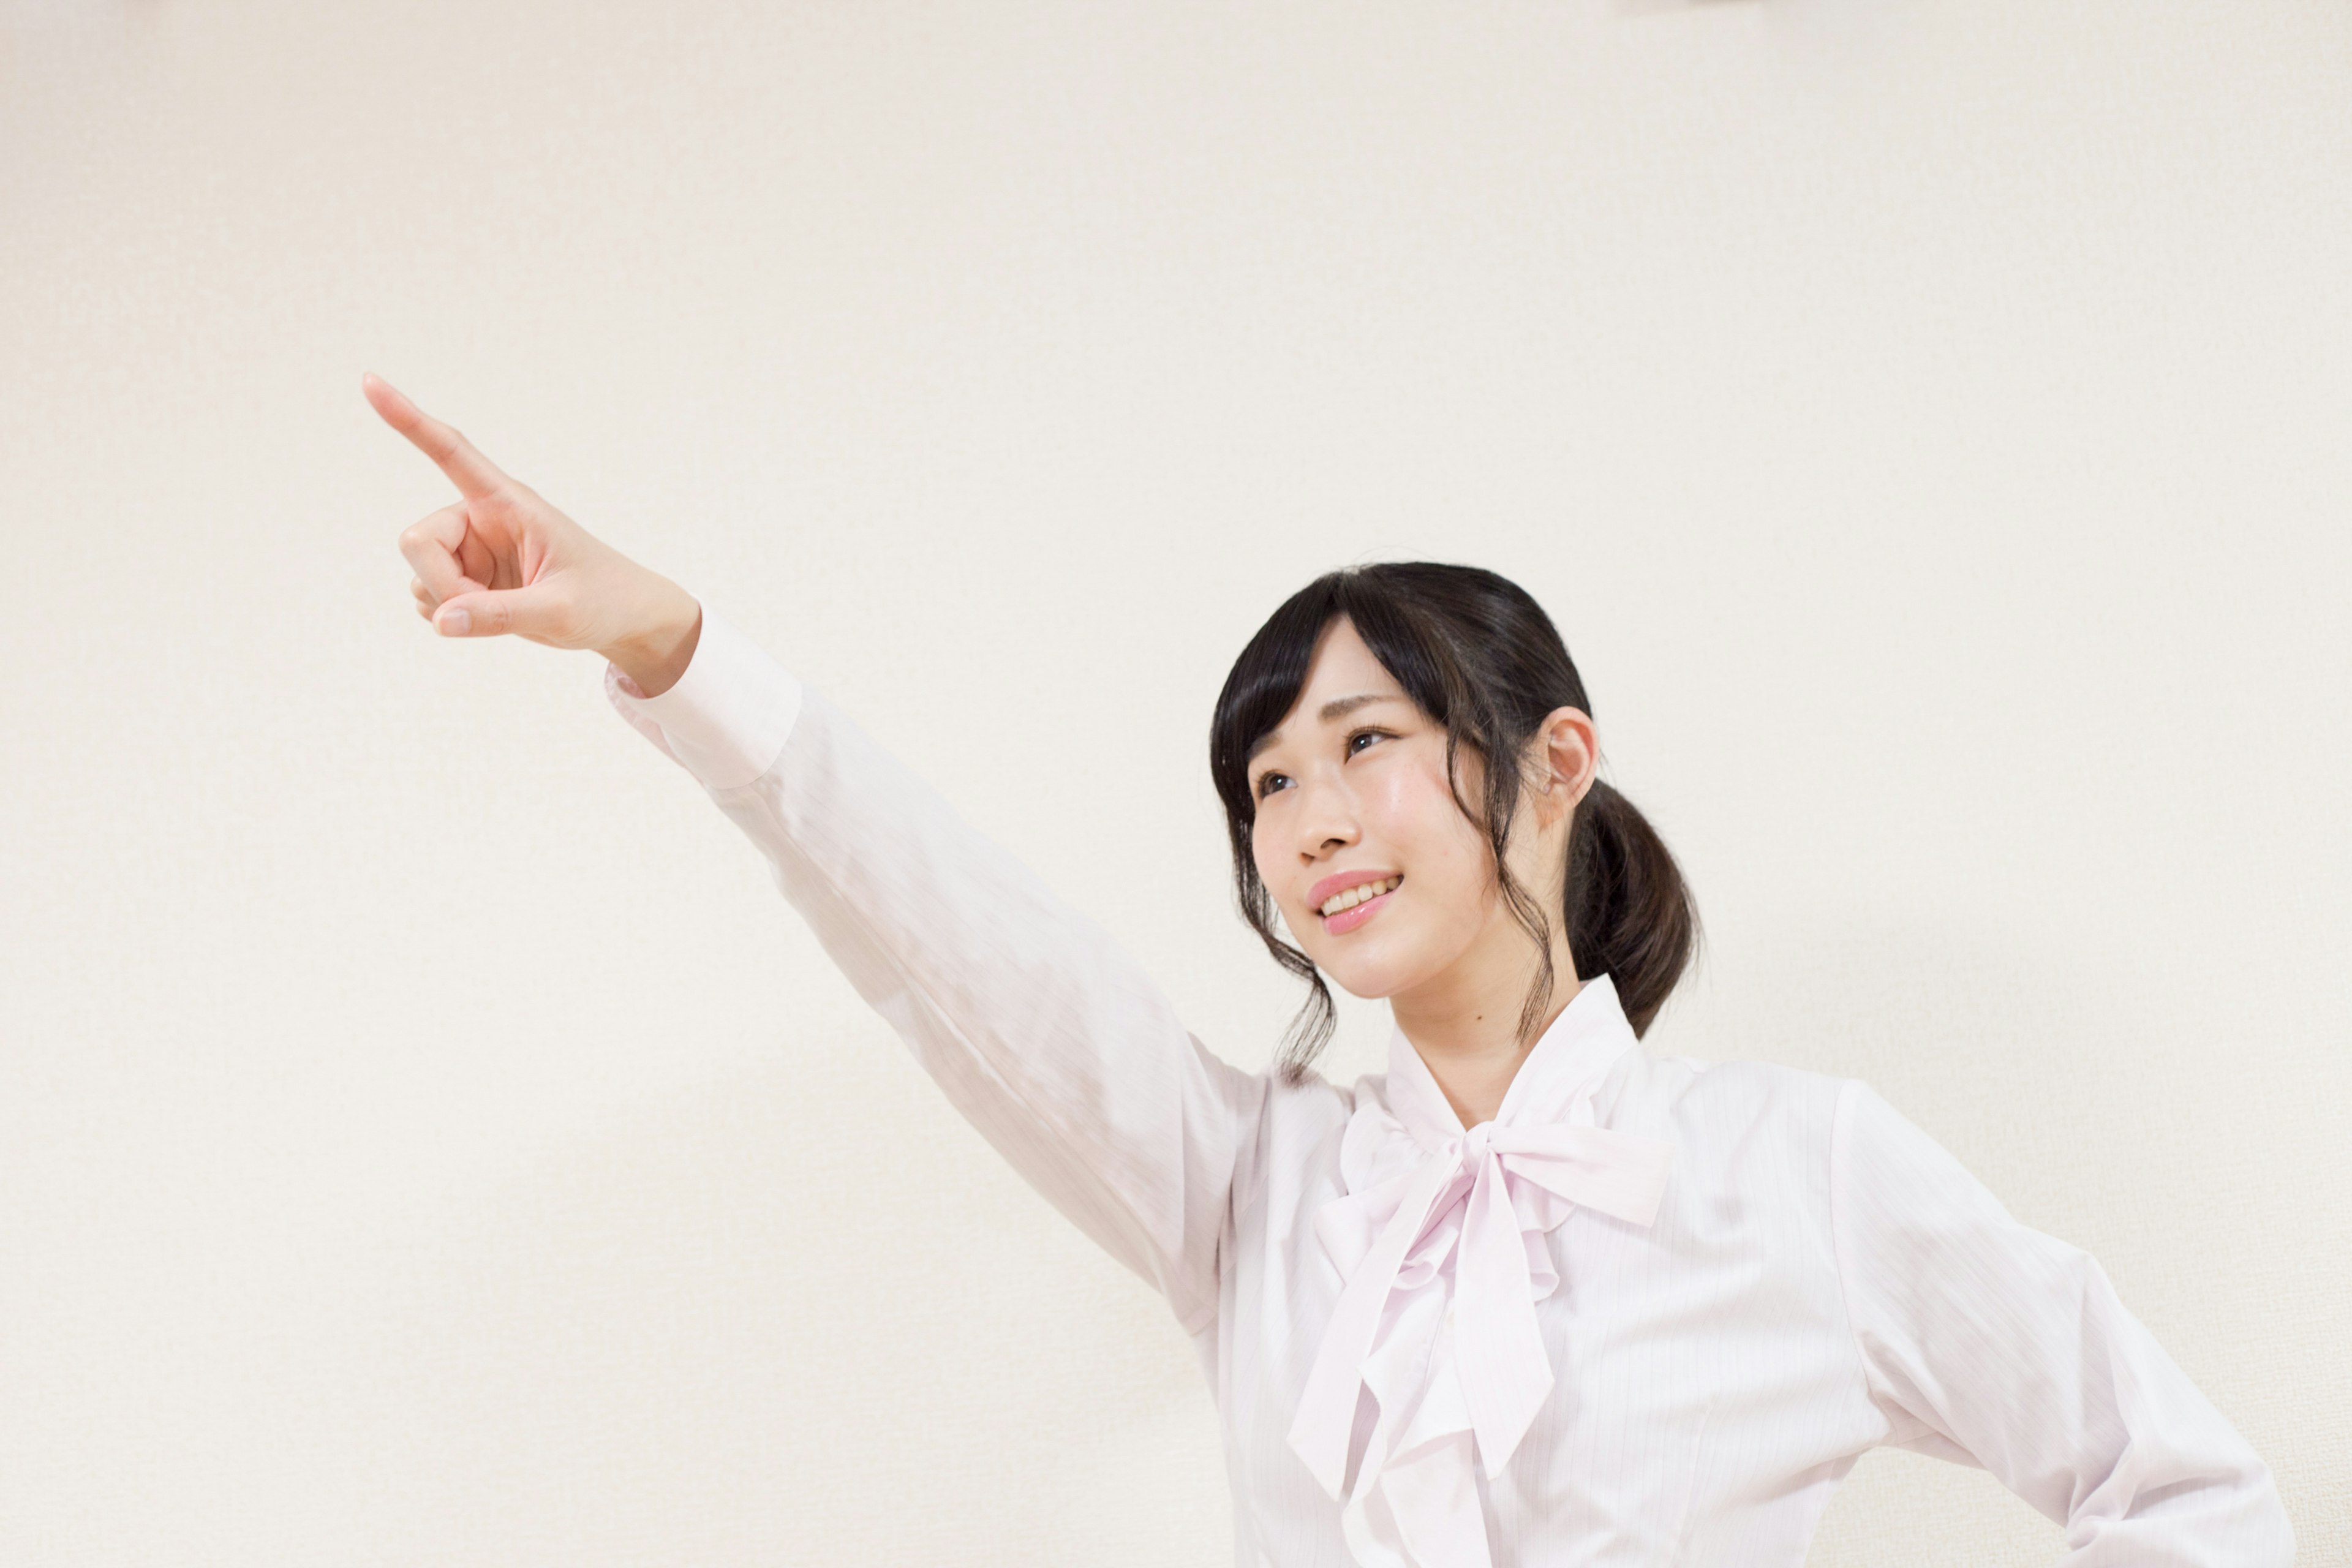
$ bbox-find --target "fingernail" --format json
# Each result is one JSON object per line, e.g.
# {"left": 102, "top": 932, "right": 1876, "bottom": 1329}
{"left": 441, "top": 608, "right": 470, "bottom": 635}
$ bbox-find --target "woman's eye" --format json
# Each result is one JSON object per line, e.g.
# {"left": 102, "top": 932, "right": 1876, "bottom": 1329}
{"left": 1255, "top": 731, "right": 1387, "bottom": 799}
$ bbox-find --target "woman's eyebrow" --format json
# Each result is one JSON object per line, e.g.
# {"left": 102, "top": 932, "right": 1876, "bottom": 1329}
{"left": 1248, "top": 694, "right": 1408, "bottom": 761}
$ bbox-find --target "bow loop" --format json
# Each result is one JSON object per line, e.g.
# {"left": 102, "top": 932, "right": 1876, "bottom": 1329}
{"left": 1486, "top": 1121, "right": 1678, "bottom": 1231}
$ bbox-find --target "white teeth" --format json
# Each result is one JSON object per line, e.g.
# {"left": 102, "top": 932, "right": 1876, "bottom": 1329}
{"left": 1320, "top": 876, "right": 1400, "bottom": 918}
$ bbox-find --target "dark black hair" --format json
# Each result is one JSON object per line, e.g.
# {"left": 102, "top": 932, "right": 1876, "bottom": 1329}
{"left": 1207, "top": 561, "right": 1702, "bottom": 1084}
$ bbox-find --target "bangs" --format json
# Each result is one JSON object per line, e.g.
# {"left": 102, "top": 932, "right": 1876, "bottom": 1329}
{"left": 1207, "top": 574, "right": 1462, "bottom": 827}
{"left": 1207, "top": 581, "right": 1335, "bottom": 823}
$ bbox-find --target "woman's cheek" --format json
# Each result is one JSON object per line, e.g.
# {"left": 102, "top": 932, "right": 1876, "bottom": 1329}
{"left": 1373, "top": 760, "right": 1457, "bottom": 865}
{"left": 1250, "top": 817, "right": 1280, "bottom": 895}
{"left": 1399, "top": 785, "right": 1494, "bottom": 930}
{"left": 1252, "top": 821, "right": 1310, "bottom": 940}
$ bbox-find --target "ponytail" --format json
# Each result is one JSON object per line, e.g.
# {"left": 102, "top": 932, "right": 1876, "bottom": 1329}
{"left": 1566, "top": 777, "right": 1699, "bottom": 1039}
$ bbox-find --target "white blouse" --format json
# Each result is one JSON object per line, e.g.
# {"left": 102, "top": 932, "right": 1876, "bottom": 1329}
{"left": 603, "top": 603, "right": 2294, "bottom": 1568}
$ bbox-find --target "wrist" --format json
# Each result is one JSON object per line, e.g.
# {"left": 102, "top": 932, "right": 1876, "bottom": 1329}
{"left": 603, "top": 581, "right": 703, "bottom": 698}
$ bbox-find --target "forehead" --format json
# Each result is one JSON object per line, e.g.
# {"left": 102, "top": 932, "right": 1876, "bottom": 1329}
{"left": 1292, "top": 616, "right": 1397, "bottom": 702}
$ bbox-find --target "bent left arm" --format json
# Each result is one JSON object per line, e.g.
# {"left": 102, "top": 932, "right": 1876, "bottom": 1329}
{"left": 1829, "top": 1079, "right": 2294, "bottom": 1566}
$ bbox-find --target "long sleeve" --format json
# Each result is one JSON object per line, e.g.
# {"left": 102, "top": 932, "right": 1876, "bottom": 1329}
{"left": 1829, "top": 1079, "right": 2294, "bottom": 1566}
{"left": 603, "top": 601, "right": 1263, "bottom": 1335}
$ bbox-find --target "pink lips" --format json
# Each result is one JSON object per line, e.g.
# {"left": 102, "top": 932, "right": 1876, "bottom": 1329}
{"left": 1311, "top": 870, "right": 1403, "bottom": 936}
{"left": 1322, "top": 885, "right": 1397, "bottom": 935}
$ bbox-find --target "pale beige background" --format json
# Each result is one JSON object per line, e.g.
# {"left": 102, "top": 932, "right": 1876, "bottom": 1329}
{"left": 2, "top": 1, "right": 2345, "bottom": 1563}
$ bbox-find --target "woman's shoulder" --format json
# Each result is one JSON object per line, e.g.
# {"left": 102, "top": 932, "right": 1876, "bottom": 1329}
{"left": 1607, "top": 1045, "right": 1855, "bottom": 1177}
{"left": 1251, "top": 1057, "right": 1374, "bottom": 1134}
{"left": 1588, "top": 1052, "right": 1860, "bottom": 1256}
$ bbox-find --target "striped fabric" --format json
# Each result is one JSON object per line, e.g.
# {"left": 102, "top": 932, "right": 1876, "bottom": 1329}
{"left": 604, "top": 603, "right": 2294, "bottom": 1568}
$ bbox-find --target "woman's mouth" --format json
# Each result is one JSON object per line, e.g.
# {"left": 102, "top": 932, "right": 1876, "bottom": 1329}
{"left": 1319, "top": 874, "right": 1401, "bottom": 935}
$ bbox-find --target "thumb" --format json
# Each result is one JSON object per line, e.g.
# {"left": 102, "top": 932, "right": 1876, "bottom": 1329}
{"left": 434, "top": 582, "right": 570, "bottom": 641}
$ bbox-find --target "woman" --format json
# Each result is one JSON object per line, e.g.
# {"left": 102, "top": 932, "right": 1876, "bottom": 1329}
{"left": 368, "top": 371, "right": 2293, "bottom": 1567}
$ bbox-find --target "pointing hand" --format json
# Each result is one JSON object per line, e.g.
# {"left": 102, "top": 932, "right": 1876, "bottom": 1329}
{"left": 366, "top": 372, "right": 701, "bottom": 693}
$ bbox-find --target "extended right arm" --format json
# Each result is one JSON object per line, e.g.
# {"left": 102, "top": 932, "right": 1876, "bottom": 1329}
{"left": 369, "top": 371, "right": 1259, "bottom": 1333}
{"left": 605, "top": 603, "right": 1261, "bottom": 1332}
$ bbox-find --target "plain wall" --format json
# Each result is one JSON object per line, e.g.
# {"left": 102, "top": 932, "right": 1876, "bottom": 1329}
{"left": 2, "top": 1, "right": 2345, "bottom": 1562}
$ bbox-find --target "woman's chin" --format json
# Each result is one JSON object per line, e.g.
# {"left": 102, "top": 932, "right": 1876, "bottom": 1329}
{"left": 1314, "top": 951, "right": 1425, "bottom": 1003}
{"left": 1310, "top": 914, "right": 1472, "bottom": 1003}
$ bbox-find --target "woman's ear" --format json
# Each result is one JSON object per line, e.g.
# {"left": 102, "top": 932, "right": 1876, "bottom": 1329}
{"left": 1531, "top": 706, "right": 1599, "bottom": 825}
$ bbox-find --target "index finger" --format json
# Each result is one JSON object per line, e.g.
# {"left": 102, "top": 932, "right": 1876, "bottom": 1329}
{"left": 360, "top": 371, "right": 513, "bottom": 500}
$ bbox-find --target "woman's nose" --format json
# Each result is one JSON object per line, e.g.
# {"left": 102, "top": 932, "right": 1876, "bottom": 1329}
{"left": 1292, "top": 770, "right": 1359, "bottom": 858}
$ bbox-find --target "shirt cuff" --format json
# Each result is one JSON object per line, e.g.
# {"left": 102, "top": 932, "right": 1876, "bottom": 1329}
{"left": 602, "top": 600, "right": 804, "bottom": 793}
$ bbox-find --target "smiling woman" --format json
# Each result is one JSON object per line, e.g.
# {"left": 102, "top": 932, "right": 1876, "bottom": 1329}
{"left": 1207, "top": 564, "right": 1701, "bottom": 1107}
{"left": 375, "top": 373, "right": 2295, "bottom": 1568}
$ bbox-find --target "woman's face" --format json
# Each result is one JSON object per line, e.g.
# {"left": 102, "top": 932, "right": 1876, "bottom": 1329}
{"left": 1246, "top": 615, "right": 1583, "bottom": 1008}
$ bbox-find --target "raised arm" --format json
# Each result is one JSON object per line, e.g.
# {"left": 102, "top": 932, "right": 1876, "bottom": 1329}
{"left": 1830, "top": 1079, "right": 2295, "bottom": 1566}
{"left": 605, "top": 603, "right": 1259, "bottom": 1329}
{"left": 371, "top": 372, "right": 1259, "bottom": 1332}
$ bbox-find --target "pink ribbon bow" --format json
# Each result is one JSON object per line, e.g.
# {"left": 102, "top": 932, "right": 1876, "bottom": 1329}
{"left": 1286, "top": 974, "right": 1675, "bottom": 1567}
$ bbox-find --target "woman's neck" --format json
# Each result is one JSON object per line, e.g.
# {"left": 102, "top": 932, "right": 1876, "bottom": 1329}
{"left": 1391, "top": 937, "right": 1582, "bottom": 1129}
